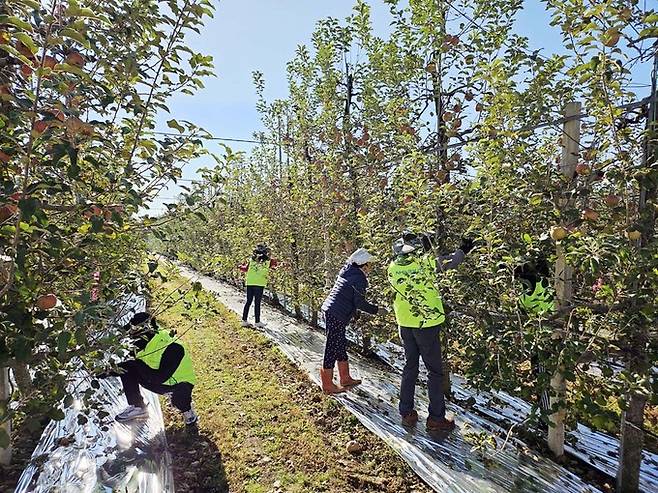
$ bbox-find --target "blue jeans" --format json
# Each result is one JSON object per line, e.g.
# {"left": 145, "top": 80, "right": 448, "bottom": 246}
{"left": 399, "top": 325, "right": 446, "bottom": 421}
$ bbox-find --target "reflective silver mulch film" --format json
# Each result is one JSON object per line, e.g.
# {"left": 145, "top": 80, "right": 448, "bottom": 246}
{"left": 15, "top": 295, "right": 175, "bottom": 493}
{"left": 178, "top": 265, "right": 604, "bottom": 493}
{"left": 270, "top": 279, "right": 658, "bottom": 493}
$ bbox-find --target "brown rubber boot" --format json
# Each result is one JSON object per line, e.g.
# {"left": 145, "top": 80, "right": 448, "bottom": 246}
{"left": 426, "top": 416, "right": 456, "bottom": 432}
{"left": 337, "top": 361, "right": 362, "bottom": 387}
{"left": 401, "top": 409, "right": 419, "bottom": 427}
{"left": 320, "top": 368, "right": 346, "bottom": 394}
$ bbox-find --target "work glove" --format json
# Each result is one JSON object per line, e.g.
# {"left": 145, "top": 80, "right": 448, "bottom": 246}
{"left": 459, "top": 237, "right": 475, "bottom": 255}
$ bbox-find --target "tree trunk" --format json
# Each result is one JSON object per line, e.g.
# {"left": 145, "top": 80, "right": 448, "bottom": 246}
{"left": 9, "top": 361, "right": 32, "bottom": 395}
{"left": 617, "top": 391, "right": 647, "bottom": 492}
{"left": 0, "top": 367, "right": 12, "bottom": 466}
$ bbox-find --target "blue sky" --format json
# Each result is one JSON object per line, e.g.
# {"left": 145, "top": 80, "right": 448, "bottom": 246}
{"left": 147, "top": 0, "right": 653, "bottom": 214}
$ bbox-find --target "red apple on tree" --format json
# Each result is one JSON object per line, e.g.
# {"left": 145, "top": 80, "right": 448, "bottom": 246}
{"left": 575, "top": 163, "right": 591, "bottom": 176}
{"left": 43, "top": 55, "right": 57, "bottom": 69}
{"left": 581, "top": 208, "right": 599, "bottom": 221}
{"left": 604, "top": 194, "right": 621, "bottom": 208}
{"left": 36, "top": 293, "right": 58, "bottom": 310}
{"left": 20, "top": 64, "right": 33, "bottom": 78}
{"left": 0, "top": 204, "right": 17, "bottom": 222}
{"left": 66, "top": 51, "right": 86, "bottom": 67}
{"left": 32, "top": 120, "right": 49, "bottom": 135}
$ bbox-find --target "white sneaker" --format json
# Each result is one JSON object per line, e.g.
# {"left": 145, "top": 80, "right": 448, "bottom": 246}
{"left": 115, "top": 404, "right": 149, "bottom": 422}
{"left": 255, "top": 322, "right": 266, "bottom": 328}
{"left": 183, "top": 406, "right": 198, "bottom": 426}
{"left": 240, "top": 320, "right": 251, "bottom": 327}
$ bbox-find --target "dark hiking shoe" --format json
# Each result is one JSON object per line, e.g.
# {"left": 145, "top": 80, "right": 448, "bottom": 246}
{"left": 401, "top": 410, "right": 419, "bottom": 427}
{"left": 426, "top": 416, "right": 456, "bottom": 433}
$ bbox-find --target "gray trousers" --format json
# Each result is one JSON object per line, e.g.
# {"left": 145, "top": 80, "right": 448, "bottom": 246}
{"left": 399, "top": 325, "right": 446, "bottom": 421}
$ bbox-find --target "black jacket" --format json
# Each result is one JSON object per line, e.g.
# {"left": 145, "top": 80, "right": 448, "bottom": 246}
{"left": 322, "top": 263, "right": 379, "bottom": 324}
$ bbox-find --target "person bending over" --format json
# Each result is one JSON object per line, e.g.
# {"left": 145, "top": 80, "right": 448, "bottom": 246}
{"left": 108, "top": 312, "right": 198, "bottom": 425}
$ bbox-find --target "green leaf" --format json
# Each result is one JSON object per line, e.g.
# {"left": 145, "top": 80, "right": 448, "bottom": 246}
{"left": 18, "top": 197, "right": 39, "bottom": 219}
{"left": 54, "top": 63, "right": 86, "bottom": 77}
{"left": 57, "top": 331, "right": 71, "bottom": 354}
{"left": 90, "top": 216, "right": 104, "bottom": 232}
{"left": 0, "top": 15, "right": 33, "bottom": 32}
{"left": 60, "top": 28, "right": 90, "bottom": 49}
{"left": 167, "top": 119, "right": 185, "bottom": 133}
{"left": 67, "top": 162, "right": 81, "bottom": 179}
{"left": 14, "top": 32, "right": 38, "bottom": 54}
{"left": 644, "top": 13, "right": 658, "bottom": 24}
{"left": 47, "top": 408, "right": 65, "bottom": 421}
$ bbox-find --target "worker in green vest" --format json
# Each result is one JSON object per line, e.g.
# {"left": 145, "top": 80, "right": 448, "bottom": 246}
{"left": 515, "top": 257, "right": 555, "bottom": 419}
{"left": 239, "top": 244, "right": 280, "bottom": 328}
{"left": 388, "top": 230, "right": 474, "bottom": 432}
{"left": 110, "top": 312, "right": 198, "bottom": 425}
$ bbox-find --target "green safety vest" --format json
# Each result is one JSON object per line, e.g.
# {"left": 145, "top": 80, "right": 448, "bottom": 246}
{"left": 519, "top": 281, "right": 555, "bottom": 316}
{"left": 136, "top": 330, "right": 196, "bottom": 386}
{"left": 387, "top": 255, "right": 445, "bottom": 328}
{"left": 245, "top": 259, "right": 270, "bottom": 287}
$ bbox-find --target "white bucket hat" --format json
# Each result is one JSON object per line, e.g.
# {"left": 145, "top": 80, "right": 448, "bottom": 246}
{"left": 348, "top": 247, "right": 375, "bottom": 266}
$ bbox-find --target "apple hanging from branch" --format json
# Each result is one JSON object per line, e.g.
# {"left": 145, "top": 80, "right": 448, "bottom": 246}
{"left": 581, "top": 208, "right": 599, "bottom": 221}
{"left": 36, "top": 293, "right": 58, "bottom": 310}
{"left": 604, "top": 194, "right": 621, "bottom": 208}
{"left": 550, "top": 226, "right": 568, "bottom": 241}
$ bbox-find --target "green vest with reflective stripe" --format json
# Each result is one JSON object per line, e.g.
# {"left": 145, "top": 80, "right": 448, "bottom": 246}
{"left": 388, "top": 255, "right": 445, "bottom": 328}
{"left": 136, "top": 330, "right": 196, "bottom": 386}
{"left": 246, "top": 259, "right": 270, "bottom": 287}
{"left": 519, "top": 281, "right": 554, "bottom": 316}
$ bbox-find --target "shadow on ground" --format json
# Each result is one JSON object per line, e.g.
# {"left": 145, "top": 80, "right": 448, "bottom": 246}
{"left": 165, "top": 425, "right": 228, "bottom": 493}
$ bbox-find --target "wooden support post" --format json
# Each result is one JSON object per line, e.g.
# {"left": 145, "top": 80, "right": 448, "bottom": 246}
{"left": 0, "top": 367, "right": 11, "bottom": 465}
{"left": 550, "top": 101, "right": 581, "bottom": 457}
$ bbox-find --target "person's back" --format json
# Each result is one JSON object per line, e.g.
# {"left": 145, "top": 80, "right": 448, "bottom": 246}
{"left": 388, "top": 231, "right": 472, "bottom": 433}
{"left": 319, "top": 249, "right": 379, "bottom": 394}
{"left": 322, "top": 263, "right": 376, "bottom": 323}
{"left": 241, "top": 244, "right": 275, "bottom": 328}
{"left": 388, "top": 254, "right": 445, "bottom": 329}
{"left": 106, "top": 312, "right": 198, "bottom": 426}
